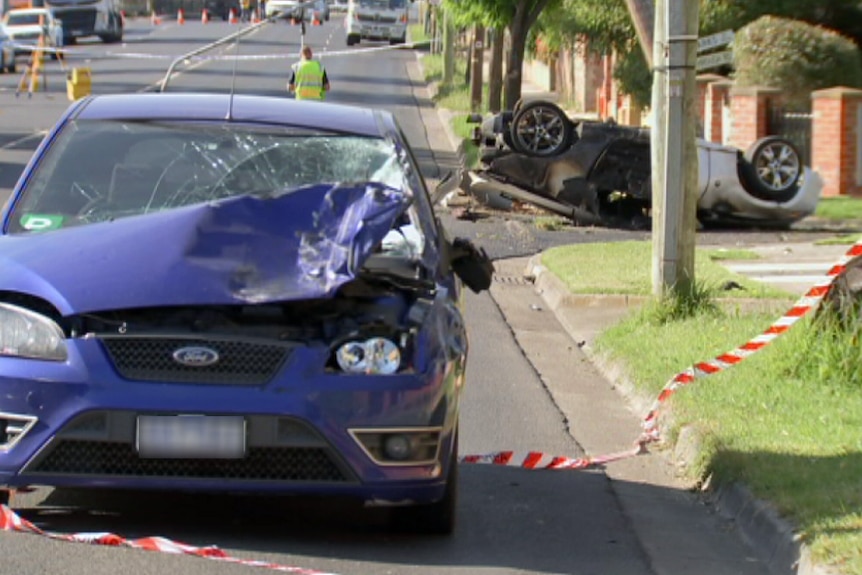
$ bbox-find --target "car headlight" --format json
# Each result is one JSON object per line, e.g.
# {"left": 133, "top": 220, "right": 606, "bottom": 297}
{"left": 335, "top": 337, "right": 401, "bottom": 374}
{"left": 0, "top": 302, "right": 67, "bottom": 361}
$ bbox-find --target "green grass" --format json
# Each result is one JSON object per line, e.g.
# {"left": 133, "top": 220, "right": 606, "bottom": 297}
{"left": 416, "top": 51, "right": 485, "bottom": 168}
{"left": 545, "top": 241, "right": 862, "bottom": 573}
{"left": 816, "top": 233, "right": 862, "bottom": 246}
{"left": 816, "top": 196, "right": 862, "bottom": 220}
{"left": 541, "top": 240, "right": 790, "bottom": 299}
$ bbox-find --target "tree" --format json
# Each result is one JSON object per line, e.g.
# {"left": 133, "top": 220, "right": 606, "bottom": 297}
{"left": 444, "top": 0, "right": 559, "bottom": 109}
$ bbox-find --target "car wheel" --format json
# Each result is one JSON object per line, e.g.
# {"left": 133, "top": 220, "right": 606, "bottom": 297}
{"left": 346, "top": 33, "right": 359, "bottom": 46}
{"left": 739, "top": 136, "right": 802, "bottom": 202}
{"left": 509, "top": 100, "right": 573, "bottom": 157}
{"left": 0, "top": 489, "right": 10, "bottom": 506}
{"left": 389, "top": 431, "right": 458, "bottom": 535}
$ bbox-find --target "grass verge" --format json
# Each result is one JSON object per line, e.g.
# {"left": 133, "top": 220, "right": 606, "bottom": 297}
{"left": 541, "top": 240, "right": 789, "bottom": 299}
{"left": 816, "top": 196, "right": 862, "bottom": 220}
{"left": 544, "top": 241, "right": 862, "bottom": 574}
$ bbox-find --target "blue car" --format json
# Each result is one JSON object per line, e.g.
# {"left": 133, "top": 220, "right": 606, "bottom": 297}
{"left": 0, "top": 93, "right": 492, "bottom": 534}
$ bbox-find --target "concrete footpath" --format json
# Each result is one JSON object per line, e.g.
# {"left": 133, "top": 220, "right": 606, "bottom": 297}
{"left": 408, "top": 53, "right": 836, "bottom": 575}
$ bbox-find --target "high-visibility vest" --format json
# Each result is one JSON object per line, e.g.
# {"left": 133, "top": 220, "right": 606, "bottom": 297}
{"left": 293, "top": 59, "right": 326, "bottom": 101}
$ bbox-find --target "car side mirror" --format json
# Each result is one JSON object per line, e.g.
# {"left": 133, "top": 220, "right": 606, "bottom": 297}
{"left": 449, "top": 237, "right": 494, "bottom": 293}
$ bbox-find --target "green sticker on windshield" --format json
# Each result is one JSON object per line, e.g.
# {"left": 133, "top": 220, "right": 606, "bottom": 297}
{"left": 20, "top": 214, "right": 65, "bottom": 231}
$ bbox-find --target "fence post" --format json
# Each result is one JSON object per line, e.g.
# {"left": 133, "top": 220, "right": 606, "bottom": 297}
{"left": 811, "top": 87, "right": 862, "bottom": 197}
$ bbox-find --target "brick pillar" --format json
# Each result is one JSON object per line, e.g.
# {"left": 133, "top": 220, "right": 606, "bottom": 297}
{"left": 812, "top": 87, "right": 862, "bottom": 197}
{"left": 704, "top": 79, "right": 732, "bottom": 144}
{"left": 728, "top": 86, "right": 782, "bottom": 152}
{"left": 696, "top": 74, "right": 723, "bottom": 139}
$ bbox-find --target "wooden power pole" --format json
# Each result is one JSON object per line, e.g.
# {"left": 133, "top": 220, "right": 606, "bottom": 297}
{"left": 651, "top": 0, "right": 699, "bottom": 297}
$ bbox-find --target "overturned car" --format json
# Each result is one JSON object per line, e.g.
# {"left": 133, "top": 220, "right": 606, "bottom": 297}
{"left": 462, "top": 100, "right": 823, "bottom": 228}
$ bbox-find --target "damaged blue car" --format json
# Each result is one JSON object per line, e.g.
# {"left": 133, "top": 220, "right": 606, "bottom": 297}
{"left": 0, "top": 93, "right": 493, "bottom": 534}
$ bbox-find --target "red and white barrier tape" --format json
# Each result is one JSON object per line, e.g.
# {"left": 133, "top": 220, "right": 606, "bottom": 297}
{"left": 639, "top": 241, "right": 862, "bottom": 445}
{"left": 0, "top": 504, "right": 341, "bottom": 574}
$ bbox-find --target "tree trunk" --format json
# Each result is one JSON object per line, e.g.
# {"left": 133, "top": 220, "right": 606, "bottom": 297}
{"left": 442, "top": 9, "right": 454, "bottom": 84}
{"left": 470, "top": 25, "right": 485, "bottom": 112}
{"left": 489, "top": 28, "right": 504, "bottom": 113}
{"left": 504, "top": 15, "right": 529, "bottom": 110}
{"left": 817, "top": 255, "right": 862, "bottom": 326}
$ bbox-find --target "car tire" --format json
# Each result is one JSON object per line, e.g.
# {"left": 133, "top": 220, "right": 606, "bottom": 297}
{"left": 389, "top": 431, "right": 458, "bottom": 535}
{"left": 346, "top": 33, "right": 359, "bottom": 46}
{"left": 739, "top": 136, "right": 802, "bottom": 202}
{"left": 0, "top": 489, "right": 10, "bottom": 506}
{"left": 509, "top": 100, "right": 573, "bottom": 157}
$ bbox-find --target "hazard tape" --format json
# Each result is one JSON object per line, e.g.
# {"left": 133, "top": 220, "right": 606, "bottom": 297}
{"left": 11, "top": 40, "right": 431, "bottom": 62}
{"left": 0, "top": 504, "right": 341, "bottom": 574}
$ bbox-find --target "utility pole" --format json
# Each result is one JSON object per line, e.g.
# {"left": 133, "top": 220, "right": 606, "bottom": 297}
{"left": 470, "top": 25, "right": 485, "bottom": 111}
{"left": 651, "top": 0, "right": 699, "bottom": 297}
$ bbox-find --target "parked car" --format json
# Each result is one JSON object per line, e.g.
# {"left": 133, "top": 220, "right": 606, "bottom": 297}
{"left": 0, "top": 28, "right": 16, "bottom": 73}
{"left": 265, "top": 0, "right": 327, "bottom": 20}
{"left": 329, "top": 0, "right": 348, "bottom": 13}
{"left": 463, "top": 100, "right": 823, "bottom": 229}
{"left": 1, "top": 7, "right": 63, "bottom": 57}
{"left": 0, "top": 92, "right": 493, "bottom": 534}
{"left": 204, "top": 0, "right": 242, "bottom": 20}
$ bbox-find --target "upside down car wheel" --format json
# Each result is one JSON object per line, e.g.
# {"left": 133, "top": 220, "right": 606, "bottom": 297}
{"left": 739, "top": 136, "right": 802, "bottom": 202}
{"left": 509, "top": 101, "right": 574, "bottom": 157}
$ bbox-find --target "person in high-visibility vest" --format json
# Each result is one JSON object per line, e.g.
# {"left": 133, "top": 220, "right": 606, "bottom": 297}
{"left": 288, "top": 46, "right": 330, "bottom": 101}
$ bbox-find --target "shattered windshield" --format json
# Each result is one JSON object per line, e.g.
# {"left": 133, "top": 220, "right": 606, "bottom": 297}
{"left": 9, "top": 120, "right": 409, "bottom": 234}
{"left": 357, "top": 0, "right": 405, "bottom": 9}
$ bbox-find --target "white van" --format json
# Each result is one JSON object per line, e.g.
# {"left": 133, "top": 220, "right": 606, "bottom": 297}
{"left": 345, "top": 0, "right": 409, "bottom": 46}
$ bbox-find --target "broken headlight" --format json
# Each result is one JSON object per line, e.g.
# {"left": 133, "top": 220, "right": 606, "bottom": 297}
{"left": 0, "top": 302, "right": 67, "bottom": 361}
{"left": 335, "top": 337, "right": 401, "bottom": 375}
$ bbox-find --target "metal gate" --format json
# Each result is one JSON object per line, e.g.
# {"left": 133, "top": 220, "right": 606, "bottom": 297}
{"left": 768, "top": 106, "right": 814, "bottom": 166}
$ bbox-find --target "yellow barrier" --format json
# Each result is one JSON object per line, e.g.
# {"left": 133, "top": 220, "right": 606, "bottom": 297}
{"left": 66, "top": 67, "right": 92, "bottom": 100}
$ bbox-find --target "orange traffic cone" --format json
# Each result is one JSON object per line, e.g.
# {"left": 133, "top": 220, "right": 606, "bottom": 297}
{"left": 312, "top": 11, "right": 321, "bottom": 25}
{"left": 228, "top": 8, "right": 238, "bottom": 23}
{"left": 201, "top": 8, "right": 209, "bottom": 23}
{"left": 151, "top": 10, "right": 161, "bottom": 25}
{"left": 177, "top": 8, "right": 185, "bottom": 24}
{"left": 250, "top": 9, "right": 259, "bottom": 23}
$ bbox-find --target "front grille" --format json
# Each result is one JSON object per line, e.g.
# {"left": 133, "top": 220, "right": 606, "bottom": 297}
{"left": 357, "top": 13, "right": 397, "bottom": 23}
{"left": 30, "top": 440, "right": 349, "bottom": 482}
{"left": 100, "top": 337, "right": 290, "bottom": 384}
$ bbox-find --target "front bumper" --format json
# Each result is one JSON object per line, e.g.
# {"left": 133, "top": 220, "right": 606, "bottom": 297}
{"left": 0, "top": 336, "right": 461, "bottom": 505}
{"left": 347, "top": 22, "right": 406, "bottom": 40}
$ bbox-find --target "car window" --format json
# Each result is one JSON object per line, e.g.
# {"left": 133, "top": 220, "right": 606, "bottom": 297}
{"left": 8, "top": 120, "right": 414, "bottom": 235}
{"left": 5, "top": 13, "right": 48, "bottom": 26}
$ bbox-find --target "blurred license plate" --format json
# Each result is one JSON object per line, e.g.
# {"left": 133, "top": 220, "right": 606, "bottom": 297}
{"left": 137, "top": 415, "right": 245, "bottom": 459}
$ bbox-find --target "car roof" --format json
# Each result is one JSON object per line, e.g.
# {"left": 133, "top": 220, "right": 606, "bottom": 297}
{"left": 4, "top": 8, "right": 52, "bottom": 16}
{"left": 70, "top": 93, "right": 392, "bottom": 138}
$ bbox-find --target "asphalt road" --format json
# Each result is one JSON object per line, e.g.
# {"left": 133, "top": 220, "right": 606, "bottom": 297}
{"left": 0, "top": 15, "right": 830, "bottom": 575}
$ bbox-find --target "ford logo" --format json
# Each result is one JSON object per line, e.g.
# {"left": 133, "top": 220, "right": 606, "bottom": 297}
{"left": 172, "top": 346, "right": 220, "bottom": 367}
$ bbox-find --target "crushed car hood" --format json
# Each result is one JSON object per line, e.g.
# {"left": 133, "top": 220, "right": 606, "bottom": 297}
{"left": 0, "top": 183, "right": 412, "bottom": 315}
